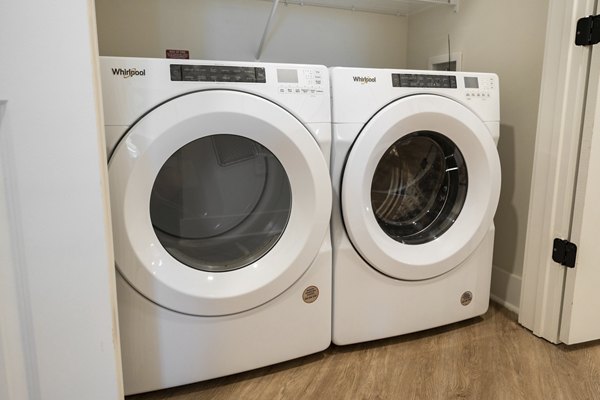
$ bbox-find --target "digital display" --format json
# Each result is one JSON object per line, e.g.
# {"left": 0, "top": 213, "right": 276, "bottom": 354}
{"left": 277, "top": 69, "right": 299, "bottom": 84}
{"left": 464, "top": 77, "right": 479, "bottom": 88}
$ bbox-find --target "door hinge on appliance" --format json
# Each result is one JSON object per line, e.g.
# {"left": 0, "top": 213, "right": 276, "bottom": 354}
{"left": 575, "top": 15, "right": 600, "bottom": 46}
{"left": 552, "top": 238, "right": 577, "bottom": 268}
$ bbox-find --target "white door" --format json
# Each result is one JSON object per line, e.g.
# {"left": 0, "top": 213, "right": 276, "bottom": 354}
{"left": 109, "top": 90, "right": 331, "bottom": 316}
{"left": 519, "top": 0, "right": 600, "bottom": 345}
{"left": 559, "top": 26, "right": 600, "bottom": 344}
{"left": 342, "top": 95, "right": 500, "bottom": 280}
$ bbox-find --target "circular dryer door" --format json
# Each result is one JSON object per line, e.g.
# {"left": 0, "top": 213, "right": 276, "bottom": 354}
{"left": 109, "top": 90, "right": 331, "bottom": 316}
{"left": 342, "top": 94, "right": 500, "bottom": 280}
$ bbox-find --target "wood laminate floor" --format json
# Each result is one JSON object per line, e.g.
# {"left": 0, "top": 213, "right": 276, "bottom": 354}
{"left": 128, "top": 303, "right": 600, "bottom": 400}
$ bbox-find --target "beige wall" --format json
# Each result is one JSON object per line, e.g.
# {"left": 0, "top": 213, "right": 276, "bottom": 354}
{"left": 95, "top": 0, "right": 408, "bottom": 68}
{"left": 408, "top": 0, "right": 549, "bottom": 311}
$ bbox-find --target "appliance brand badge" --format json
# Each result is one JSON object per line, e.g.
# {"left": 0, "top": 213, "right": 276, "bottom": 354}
{"left": 111, "top": 68, "right": 146, "bottom": 79}
{"left": 353, "top": 76, "right": 376, "bottom": 84}
{"left": 302, "top": 286, "right": 319, "bottom": 303}
{"left": 460, "top": 291, "right": 473, "bottom": 306}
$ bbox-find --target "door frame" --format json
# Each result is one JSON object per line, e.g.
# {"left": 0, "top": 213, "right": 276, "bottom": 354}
{"left": 518, "top": 0, "right": 596, "bottom": 343}
{"left": 1, "top": 1, "right": 124, "bottom": 398}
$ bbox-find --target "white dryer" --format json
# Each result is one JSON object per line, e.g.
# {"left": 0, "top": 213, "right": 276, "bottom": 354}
{"left": 330, "top": 67, "right": 501, "bottom": 345}
{"left": 100, "top": 57, "right": 332, "bottom": 395}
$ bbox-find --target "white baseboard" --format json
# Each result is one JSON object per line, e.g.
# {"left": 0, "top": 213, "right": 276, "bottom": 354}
{"left": 490, "top": 265, "right": 521, "bottom": 314}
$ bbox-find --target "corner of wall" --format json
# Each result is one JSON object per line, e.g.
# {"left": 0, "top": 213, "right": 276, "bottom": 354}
{"left": 490, "top": 264, "right": 521, "bottom": 314}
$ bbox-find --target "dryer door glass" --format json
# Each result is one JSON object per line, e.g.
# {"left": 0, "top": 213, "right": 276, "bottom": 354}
{"left": 371, "top": 131, "right": 467, "bottom": 244}
{"left": 150, "top": 134, "right": 292, "bottom": 272}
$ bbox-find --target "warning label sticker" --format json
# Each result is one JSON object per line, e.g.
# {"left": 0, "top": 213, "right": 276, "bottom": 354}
{"left": 166, "top": 49, "right": 190, "bottom": 59}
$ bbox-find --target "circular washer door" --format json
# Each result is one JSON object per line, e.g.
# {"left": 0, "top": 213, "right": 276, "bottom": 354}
{"left": 342, "top": 94, "right": 500, "bottom": 281}
{"left": 109, "top": 90, "right": 332, "bottom": 316}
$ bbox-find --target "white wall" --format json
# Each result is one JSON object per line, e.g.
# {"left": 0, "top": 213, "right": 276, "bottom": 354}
{"left": 407, "top": 0, "right": 549, "bottom": 312}
{"left": 95, "top": 0, "right": 408, "bottom": 68}
{"left": 0, "top": 1, "right": 123, "bottom": 398}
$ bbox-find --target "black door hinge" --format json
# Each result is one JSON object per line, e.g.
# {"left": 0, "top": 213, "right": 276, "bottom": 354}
{"left": 552, "top": 238, "right": 577, "bottom": 268}
{"left": 576, "top": 15, "right": 600, "bottom": 46}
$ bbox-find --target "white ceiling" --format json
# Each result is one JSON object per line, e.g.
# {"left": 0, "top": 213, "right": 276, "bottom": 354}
{"left": 258, "top": 0, "right": 457, "bottom": 16}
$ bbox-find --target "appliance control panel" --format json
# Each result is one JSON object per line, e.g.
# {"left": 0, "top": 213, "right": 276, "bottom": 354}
{"left": 169, "top": 64, "right": 325, "bottom": 96}
{"left": 391, "top": 73, "right": 496, "bottom": 102}
{"left": 170, "top": 64, "right": 266, "bottom": 83}
{"left": 276, "top": 67, "right": 325, "bottom": 96}
{"left": 463, "top": 75, "right": 496, "bottom": 101}
{"left": 392, "top": 74, "right": 457, "bottom": 88}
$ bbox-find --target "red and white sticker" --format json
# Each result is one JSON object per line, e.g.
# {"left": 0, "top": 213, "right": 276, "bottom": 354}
{"left": 166, "top": 49, "right": 189, "bottom": 59}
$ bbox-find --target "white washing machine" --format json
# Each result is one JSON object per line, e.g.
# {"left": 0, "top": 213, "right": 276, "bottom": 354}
{"left": 100, "top": 57, "right": 332, "bottom": 395}
{"left": 330, "top": 67, "right": 501, "bottom": 345}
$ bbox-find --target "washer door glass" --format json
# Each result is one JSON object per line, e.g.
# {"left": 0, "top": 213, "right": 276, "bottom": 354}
{"left": 150, "top": 134, "right": 291, "bottom": 272}
{"left": 371, "top": 131, "right": 467, "bottom": 245}
{"left": 340, "top": 94, "right": 500, "bottom": 280}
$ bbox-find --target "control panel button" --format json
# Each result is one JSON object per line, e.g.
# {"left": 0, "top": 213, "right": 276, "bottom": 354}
{"left": 273, "top": 68, "right": 326, "bottom": 96}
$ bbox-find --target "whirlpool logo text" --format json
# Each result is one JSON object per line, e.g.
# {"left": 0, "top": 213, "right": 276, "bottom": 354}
{"left": 112, "top": 68, "right": 146, "bottom": 78}
{"left": 352, "top": 76, "right": 376, "bottom": 84}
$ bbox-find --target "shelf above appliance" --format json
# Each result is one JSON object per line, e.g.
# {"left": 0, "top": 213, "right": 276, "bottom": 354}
{"left": 254, "top": 0, "right": 458, "bottom": 59}
{"left": 257, "top": 0, "right": 459, "bottom": 17}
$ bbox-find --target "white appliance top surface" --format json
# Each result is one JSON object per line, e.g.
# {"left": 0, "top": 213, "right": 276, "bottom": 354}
{"left": 100, "top": 56, "right": 331, "bottom": 126}
{"left": 330, "top": 67, "right": 499, "bottom": 123}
